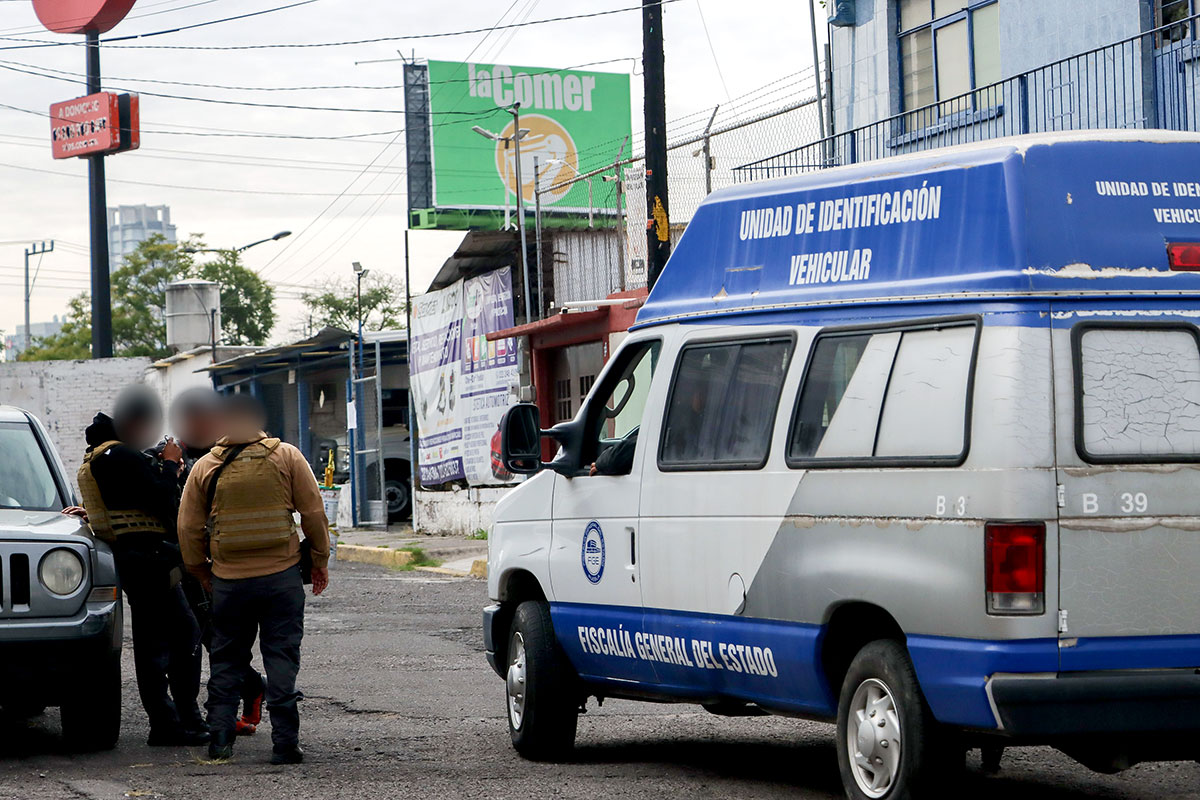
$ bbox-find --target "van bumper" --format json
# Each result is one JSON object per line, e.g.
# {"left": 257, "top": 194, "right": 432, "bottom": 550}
{"left": 988, "top": 670, "right": 1200, "bottom": 736}
{"left": 483, "top": 604, "right": 503, "bottom": 677}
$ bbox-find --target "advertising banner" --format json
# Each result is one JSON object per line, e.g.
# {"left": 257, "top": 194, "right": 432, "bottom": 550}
{"left": 426, "top": 60, "right": 631, "bottom": 215}
{"left": 50, "top": 92, "right": 120, "bottom": 159}
{"left": 460, "top": 267, "right": 520, "bottom": 486}
{"left": 410, "top": 282, "right": 465, "bottom": 486}
{"left": 412, "top": 267, "right": 520, "bottom": 487}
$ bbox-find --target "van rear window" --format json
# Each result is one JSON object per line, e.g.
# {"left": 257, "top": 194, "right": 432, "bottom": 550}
{"left": 1073, "top": 324, "right": 1200, "bottom": 463}
{"left": 787, "top": 319, "right": 979, "bottom": 467}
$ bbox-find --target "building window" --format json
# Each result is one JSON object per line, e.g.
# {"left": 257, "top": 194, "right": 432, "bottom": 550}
{"left": 555, "top": 379, "right": 572, "bottom": 422}
{"left": 1157, "top": 0, "right": 1195, "bottom": 45}
{"left": 899, "top": 0, "right": 999, "bottom": 117}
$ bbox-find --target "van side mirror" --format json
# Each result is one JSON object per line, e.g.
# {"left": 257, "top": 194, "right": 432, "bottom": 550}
{"left": 500, "top": 403, "right": 545, "bottom": 475}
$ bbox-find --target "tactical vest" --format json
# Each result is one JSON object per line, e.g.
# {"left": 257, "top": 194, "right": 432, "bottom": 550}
{"left": 77, "top": 440, "right": 168, "bottom": 543}
{"left": 208, "top": 438, "right": 295, "bottom": 555}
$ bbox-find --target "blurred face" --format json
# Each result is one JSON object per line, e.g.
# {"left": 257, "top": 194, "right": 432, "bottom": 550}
{"left": 178, "top": 408, "right": 220, "bottom": 450}
{"left": 116, "top": 418, "right": 158, "bottom": 451}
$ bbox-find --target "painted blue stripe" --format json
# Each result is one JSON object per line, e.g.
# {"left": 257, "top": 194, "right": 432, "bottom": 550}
{"left": 550, "top": 603, "right": 1200, "bottom": 731}
{"left": 1060, "top": 633, "right": 1200, "bottom": 672}
{"left": 550, "top": 603, "right": 835, "bottom": 716}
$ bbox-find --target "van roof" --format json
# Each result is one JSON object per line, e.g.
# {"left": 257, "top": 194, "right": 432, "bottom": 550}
{"left": 637, "top": 131, "right": 1200, "bottom": 327}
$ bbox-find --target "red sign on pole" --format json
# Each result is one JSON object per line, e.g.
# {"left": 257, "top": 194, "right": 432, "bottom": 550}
{"left": 50, "top": 92, "right": 120, "bottom": 159}
{"left": 32, "top": 0, "right": 137, "bottom": 34}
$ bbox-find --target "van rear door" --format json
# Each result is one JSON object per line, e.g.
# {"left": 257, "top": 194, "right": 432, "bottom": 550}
{"left": 1053, "top": 310, "right": 1200, "bottom": 670}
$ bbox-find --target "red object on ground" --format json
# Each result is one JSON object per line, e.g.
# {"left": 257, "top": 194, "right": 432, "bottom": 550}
{"left": 32, "top": 0, "right": 137, "bottom": 34}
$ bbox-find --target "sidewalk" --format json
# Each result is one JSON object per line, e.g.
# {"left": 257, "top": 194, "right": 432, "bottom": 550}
{"left": 332, "top": 523, "right": 488, "bottom": 578}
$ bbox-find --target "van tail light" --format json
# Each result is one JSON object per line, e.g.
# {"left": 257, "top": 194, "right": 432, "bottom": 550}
{"left": 1168, "top": 242, "right": 1200, "bottom": 271}
{"left": 985, "top": 522, "right": 1045, "bottom": 615}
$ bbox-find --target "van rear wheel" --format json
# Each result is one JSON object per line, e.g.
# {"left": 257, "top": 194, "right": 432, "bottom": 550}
{"left": 506, "top": 601, "right": 578, "bottom": 760}
{"left": 836, "top": 639, "right": 939, "bottom": 800}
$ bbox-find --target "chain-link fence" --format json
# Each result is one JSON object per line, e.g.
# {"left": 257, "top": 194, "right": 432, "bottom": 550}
{"left": 540, "top": 84, "right": 825, "bottom": 307}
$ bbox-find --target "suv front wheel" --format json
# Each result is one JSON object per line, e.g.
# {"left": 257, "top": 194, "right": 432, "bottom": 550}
{"left": 506, "top": 601, "right": 578, "bottom": 760}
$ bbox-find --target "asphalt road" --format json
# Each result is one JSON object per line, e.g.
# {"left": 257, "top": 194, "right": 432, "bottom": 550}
{"left": 1, "top": 560, "right": 1199, "bottom": 800}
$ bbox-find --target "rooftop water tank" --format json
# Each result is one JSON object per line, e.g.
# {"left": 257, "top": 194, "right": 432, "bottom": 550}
{"left": 165, "top": 279, "right": 221, "bottom": 353}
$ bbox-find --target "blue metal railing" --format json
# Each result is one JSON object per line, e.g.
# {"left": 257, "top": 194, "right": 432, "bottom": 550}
{"left": 734, "top": 13, "right": 1200, "bottom": 181}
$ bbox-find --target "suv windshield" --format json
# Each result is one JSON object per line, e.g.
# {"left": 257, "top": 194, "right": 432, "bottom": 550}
{"left": 0, "top": 421, "right": 63, "bottom": 511}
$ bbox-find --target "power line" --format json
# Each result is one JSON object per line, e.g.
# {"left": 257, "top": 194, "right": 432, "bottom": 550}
{"left": 0, "top": 0, "right": 321, "bottom": 50}
{"left": 0, "top": 0, "right": 679, "bottom": 51}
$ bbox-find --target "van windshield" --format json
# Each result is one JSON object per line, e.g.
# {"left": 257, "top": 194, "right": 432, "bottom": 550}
{"left": 0, "top": 422, "right": 63, "bottom": 511}
{"left": 1074, "top": 325, "right": 1200, "bottom": 462}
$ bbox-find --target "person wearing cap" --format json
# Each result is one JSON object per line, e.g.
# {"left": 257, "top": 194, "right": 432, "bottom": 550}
{"left": 77, "top": 385, "right": 209, "bottom": 746}
{"left": 177, "top": 394, "right": 330, "bottom": 764}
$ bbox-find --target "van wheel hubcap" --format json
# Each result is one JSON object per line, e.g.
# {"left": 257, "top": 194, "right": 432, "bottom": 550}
{"left": 507, "top": 632, "right": 527, "bottom": 730}
{"left": 847, "top": 678, "right": 902, "bottom": 798}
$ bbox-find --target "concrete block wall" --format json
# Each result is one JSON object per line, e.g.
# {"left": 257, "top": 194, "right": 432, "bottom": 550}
{"left": 0, "top": 357, "right": 153, "bottom": 494}
{"left": 414, "top": 485, "right": 511, "bottom": 537}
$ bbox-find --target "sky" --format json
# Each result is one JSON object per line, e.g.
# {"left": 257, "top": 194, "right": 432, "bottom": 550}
{"left": 0, "top": 0, "right": 824, "bottom": 346}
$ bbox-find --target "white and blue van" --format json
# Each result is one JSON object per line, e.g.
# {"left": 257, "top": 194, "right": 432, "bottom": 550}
{"left": 484, "top": 131, "right": 1200, "bottom": 799}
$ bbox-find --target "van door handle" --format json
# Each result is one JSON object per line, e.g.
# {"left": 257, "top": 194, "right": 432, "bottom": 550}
{"left": 627, "top": 526, "right": 636, "bottom": 567}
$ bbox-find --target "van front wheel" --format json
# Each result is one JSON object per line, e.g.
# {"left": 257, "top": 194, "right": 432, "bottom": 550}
{"left": 506, "top": 601, "right": 578, "bottom": 760}
{"left": 836, "top": 640, "right": 939, "bottom": 800}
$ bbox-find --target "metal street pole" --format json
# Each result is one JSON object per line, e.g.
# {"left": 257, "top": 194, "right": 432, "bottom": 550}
{"left": 701, "top": 106, "right": 719, "bottom": 196}
{"left": 24, "top": 240, "right": 54, "bottom": 352}
{"left": 506, "top": 104, "right": 533, "bottom": 325}
{"left": 86, "top": 30, "right": 113, "bottom": 358}
{"left": 533, "top": 156, "right": 544, "bottom": 320}
{"left": 356, "top": 270, "right": 365, "bottom": 380}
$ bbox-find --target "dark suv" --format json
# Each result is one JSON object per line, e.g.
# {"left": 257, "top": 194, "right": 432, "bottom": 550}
{"left": 0, "top": 406, "right": 122, "bottom": 749}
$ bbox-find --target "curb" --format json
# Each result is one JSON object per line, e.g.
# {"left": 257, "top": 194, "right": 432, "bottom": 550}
{"left": 414, "top": 559, "right": 488, "bottom": 579}
{"left": 335, "top": 544, "right": 415, "bottom": 569}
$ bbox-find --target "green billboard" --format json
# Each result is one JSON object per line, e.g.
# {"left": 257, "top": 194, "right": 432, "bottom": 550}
{"left": 426, "top": 60, "right": 632, "bottom": 217}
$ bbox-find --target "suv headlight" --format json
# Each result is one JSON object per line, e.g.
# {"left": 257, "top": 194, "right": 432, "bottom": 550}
{"left": 40, "top": 549, "right": 84, "bottom": 596}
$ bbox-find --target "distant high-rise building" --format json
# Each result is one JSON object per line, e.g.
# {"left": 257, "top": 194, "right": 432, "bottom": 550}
{"left": 107, "top": 204, "right": 176, "bottom": 270}
{"left": 4, "top": 316, "right": 64, "bottom": 361}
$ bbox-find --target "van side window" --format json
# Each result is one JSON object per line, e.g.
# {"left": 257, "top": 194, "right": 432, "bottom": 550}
{"left": 788, "top": 320, "right": 978, "bottom": 466}
{"left": 660, "top": 338, "right": 793, "bottom": 470}
{"left": 1073, "top": 324, "right": 1200, "bottom": 463}
{"left": 583, "top": 340, "right": 661, "bottom": 473}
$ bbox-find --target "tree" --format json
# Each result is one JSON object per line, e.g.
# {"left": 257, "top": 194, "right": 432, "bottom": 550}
{"left": 195, "top": 251, "right": 276, "bottom": 346}
{"left": 18, "top": 235, "right": 277, "bottom": 361}
{"left": 19, "top": 294, "right": 92, "bottom": 361}
{"left": 300, "top": 273, "right": 407, "bottom": 334}
{"left": 110, "top": 234, "right": 196, "bottom": 358}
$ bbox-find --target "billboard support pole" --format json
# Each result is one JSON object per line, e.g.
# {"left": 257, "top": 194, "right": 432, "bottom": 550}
{"left": 506, "top": 104, "right": 533, "bottom": 325}
{"left": 643, "top": 0, "right": 671, "bottom": 290}
{"left": 86, "top": 30, "right": 113, "bottom": 358}
{"left": 533, "top": 157, "right": 544, "bottom": 320}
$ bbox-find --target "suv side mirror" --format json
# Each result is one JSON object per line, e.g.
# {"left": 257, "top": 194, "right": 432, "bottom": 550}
{"left": 500, "top": 403, "right": 544, "bottom": 474}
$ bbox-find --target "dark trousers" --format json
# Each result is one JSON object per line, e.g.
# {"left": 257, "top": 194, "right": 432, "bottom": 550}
{"left": 115, "top": 545, "right": 204, "bottom": 731}
{"left": 208, "top": 565, "right": 305, "bottom": 747}
{"left": 181, "top": 575, "right": 266, "bottom": 705}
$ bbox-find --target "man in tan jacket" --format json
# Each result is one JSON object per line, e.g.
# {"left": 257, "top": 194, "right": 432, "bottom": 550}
{"left": 178, "top": 394, "right": 330, "bottom": 764}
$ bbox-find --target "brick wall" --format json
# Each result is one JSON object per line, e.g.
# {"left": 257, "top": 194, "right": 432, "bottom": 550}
{"left": 0, "top": 358, "right": 152, "bottom": 494}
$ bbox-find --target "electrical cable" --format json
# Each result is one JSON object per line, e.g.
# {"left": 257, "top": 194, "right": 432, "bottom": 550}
{"left": 0, "top": 0, "right": 679, "bottom": 51}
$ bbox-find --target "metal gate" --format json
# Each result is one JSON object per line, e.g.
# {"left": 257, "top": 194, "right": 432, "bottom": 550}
{"left": 351, "top": 340, "right": 387, "bottom": 528}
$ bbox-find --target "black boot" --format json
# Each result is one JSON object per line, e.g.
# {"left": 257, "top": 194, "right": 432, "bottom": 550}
{"left": 208, "top": 729, "right": 234, "bottom": 761}
{"left": 269, "top": 743, "right": 304, "bottom": 765}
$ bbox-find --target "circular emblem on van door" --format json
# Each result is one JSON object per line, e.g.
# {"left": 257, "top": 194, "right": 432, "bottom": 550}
{"left": 581, "top": 521, "right": 605, "bottom": 584}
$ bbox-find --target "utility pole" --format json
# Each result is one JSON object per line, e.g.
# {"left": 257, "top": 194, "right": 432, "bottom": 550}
{"left": 24, "top": 240, "right": 54, "bottom": 352}
{"left": 86, "top": 30, "right": 113, "bottom": 358}
{"left": 533, "top": 156, "right": 544, "bottom": 320}
{"left": 643, "top": 0, "right": 671, "bottom": 289}
{"left": 807, "top": 0, "right": 828, "bottom": 140}
{"left": 505, "top": 104, "right": 533, "bottom": 325}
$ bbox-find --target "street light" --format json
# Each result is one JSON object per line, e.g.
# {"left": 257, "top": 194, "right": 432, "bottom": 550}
{"left": 352, "top": 261, "right": 369, "bottom": 380}
{"left": 474, "top": 108, "right": 534, "bottom": 325}
{"left": 178, "top": 229, "right": 292, "bottom": 358}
